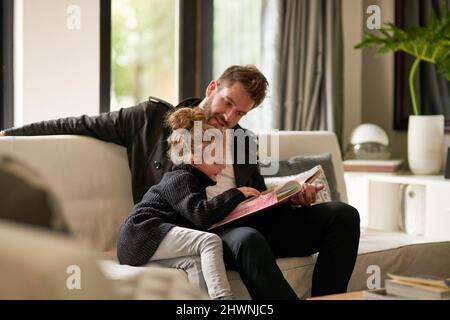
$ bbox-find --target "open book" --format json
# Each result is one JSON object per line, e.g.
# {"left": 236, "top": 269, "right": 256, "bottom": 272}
{"left": 208, "top": 165, "right": 324, "bottom": 230}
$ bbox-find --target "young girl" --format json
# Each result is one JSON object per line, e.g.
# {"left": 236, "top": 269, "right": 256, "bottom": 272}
{"left": 117, "top": 107, "right": 260, "bottom": 300}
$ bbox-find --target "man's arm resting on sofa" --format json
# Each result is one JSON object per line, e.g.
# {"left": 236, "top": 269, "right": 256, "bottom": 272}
{"left": 2, "top": 101, "right": 170, "bottom": 146}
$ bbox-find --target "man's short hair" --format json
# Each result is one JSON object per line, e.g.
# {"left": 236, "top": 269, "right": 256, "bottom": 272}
{"left": 217, "top": 65, "right": 269, "bottom": 108}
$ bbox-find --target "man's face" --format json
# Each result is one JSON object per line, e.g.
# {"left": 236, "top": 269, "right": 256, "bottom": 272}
{"left": 203, "top": 81, "right": 255, "bottom": 129}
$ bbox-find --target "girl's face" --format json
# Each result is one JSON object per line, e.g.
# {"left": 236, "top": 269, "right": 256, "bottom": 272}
{"left": 193, "top": 160, "right": 226, "bottom": 182}
{"left": 190, "top": 144, "right": 226, "bottom": 181}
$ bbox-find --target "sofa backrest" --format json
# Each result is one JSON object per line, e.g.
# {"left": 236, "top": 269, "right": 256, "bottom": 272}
{"left": 0, "top": 135, "right": 133, "bottom": 251}
{"left": 0, "top": 131, "right": 346, "bottom": 252}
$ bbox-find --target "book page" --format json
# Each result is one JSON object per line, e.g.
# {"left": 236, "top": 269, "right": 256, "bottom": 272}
{"left": 264, "top": 165, "right": 331, "bottom": 204}
{"left": 295, "top": 165, "right": 322, "bottom": 184}
{"left": 275, "top": 180, "right": 300, "bottom": 200}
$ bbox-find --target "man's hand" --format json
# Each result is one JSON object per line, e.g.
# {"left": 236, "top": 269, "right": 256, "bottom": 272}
{"left": 290, "top": 183, "right": 325, "bottom": 207}
{"left": 237, "top": 187, "right": 261, "bottom": 198}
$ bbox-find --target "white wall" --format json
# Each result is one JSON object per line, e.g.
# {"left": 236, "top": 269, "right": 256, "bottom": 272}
{"left": 14, "top": 0, "right": 100, "bottom": 126}
{"left": 343, "top": 0, "right": 400, "bottom": 156}
{"left": 360, "top": 0, "right": 406, "bottom": 159}
{"left": 342, "top": 0, "right": 363, "bottom": 152}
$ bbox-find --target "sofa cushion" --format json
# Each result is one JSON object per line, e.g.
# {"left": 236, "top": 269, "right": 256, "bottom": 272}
{"left": 98, "top": 256, "right": 318, "bottom": 300}
{"left": 97, "top": 259, "right": 208, "bottom": 299}
{"left": 348, "top": 229, "right": 450, "bottom": 292}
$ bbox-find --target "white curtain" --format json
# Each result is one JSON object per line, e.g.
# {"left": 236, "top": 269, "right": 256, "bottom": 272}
{"left": 262, "top": 0, "right": 343, "bottom": 140}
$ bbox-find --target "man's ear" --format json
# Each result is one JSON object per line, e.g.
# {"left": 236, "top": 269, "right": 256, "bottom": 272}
{"left": 205, "top": 80, "right": 218, "bottom": 98}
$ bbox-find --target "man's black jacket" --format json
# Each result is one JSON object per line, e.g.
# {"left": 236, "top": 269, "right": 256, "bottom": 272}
{"left": 3, "top": 97, "right": 267, "bottom": 203}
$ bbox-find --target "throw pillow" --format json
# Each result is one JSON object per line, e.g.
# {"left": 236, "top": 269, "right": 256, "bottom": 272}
{"left": 260, "top": 152, "right": 340, "bottom": 201}
{"left": 0, "top": 155, "right": 69, "bottom": 233}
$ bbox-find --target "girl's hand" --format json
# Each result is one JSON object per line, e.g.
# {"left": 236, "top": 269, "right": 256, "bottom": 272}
{"left": 238, "top": 187, "right": 261, "bottom": 198}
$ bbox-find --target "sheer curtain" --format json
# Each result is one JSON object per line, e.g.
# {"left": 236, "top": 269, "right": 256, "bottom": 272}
{"left": 213, "top": 0, "right": 278, "bottom": 131}
{"left": 212, "top": 0, "right": 344, "bottom": 136}
{"left": 262, "top": 0, "right": 343, "bottom": 140}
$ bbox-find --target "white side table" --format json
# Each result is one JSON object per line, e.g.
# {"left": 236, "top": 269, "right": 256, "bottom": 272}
{"left": 344, "top": 171, "right": 450, "bottom": 239}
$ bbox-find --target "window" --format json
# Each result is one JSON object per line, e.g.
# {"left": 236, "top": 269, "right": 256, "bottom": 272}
{"left": 105, "top": 0, "right": 276, "bottom": 130}
{"left": 213, "top": 0, "right": 276, "bottom": 130}
{"left": 213, "top": 1, "right": 261, "bottom": 79}
{"left": 110, "top": 0, "right": 176, "bottom": 110}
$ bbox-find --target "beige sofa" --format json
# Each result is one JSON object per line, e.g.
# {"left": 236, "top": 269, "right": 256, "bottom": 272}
{"left": 1, "top": 131, "right": 449, "bottom": 299}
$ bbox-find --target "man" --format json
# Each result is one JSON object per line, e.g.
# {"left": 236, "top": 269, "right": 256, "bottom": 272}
{"left": 0, "top": 65, "right": 360, "bottom": 299}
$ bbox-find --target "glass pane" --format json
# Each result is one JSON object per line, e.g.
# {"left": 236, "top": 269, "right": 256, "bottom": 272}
{"left": 213, "top": 0, "right": 275, "bottom": 130}
{"left": 111, "top": 0, "right": 176, "bottom": 111}
{"left": 213, "top": 0, "right": 261, "bottom": 78}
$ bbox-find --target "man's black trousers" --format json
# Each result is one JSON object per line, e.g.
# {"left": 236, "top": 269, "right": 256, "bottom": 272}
{"left": 216, "top": 201, "right": 361, "bottom": 300}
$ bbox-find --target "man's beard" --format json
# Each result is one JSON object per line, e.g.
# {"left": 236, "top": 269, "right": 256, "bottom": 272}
{"left": 202, "top": 95, "right": 229, "bottom": 128}
{"left": 202, "top": 97, "right": 214, "bottom": 123}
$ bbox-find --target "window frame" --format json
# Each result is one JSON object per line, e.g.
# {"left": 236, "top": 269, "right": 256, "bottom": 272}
{"left": 100, "top": 0, "right": 213, "bottom": 112}
{"left": 99, "top": 0, "right": 111, "bottom": 113}
{"left": 1, "top": 0, "right": 14, "bottom": 129}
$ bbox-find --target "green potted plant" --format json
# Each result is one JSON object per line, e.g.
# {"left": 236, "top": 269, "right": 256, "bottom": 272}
{"left": 354, "top": 4, "right": 450, "bottom": 174}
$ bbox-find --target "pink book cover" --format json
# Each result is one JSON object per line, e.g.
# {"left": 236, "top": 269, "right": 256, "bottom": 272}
{"left": 208, "top": 191, "right": 283, "bottom": 230}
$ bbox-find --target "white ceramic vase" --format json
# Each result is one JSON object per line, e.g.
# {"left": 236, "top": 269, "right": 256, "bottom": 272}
{"left": 407, "top": 115, "right": 444, "bottom": 175}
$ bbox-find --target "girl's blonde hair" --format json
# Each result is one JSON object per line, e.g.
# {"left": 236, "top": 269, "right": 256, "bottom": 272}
{"left": 165, "top": 107, "right": 225, "bottom": 164}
